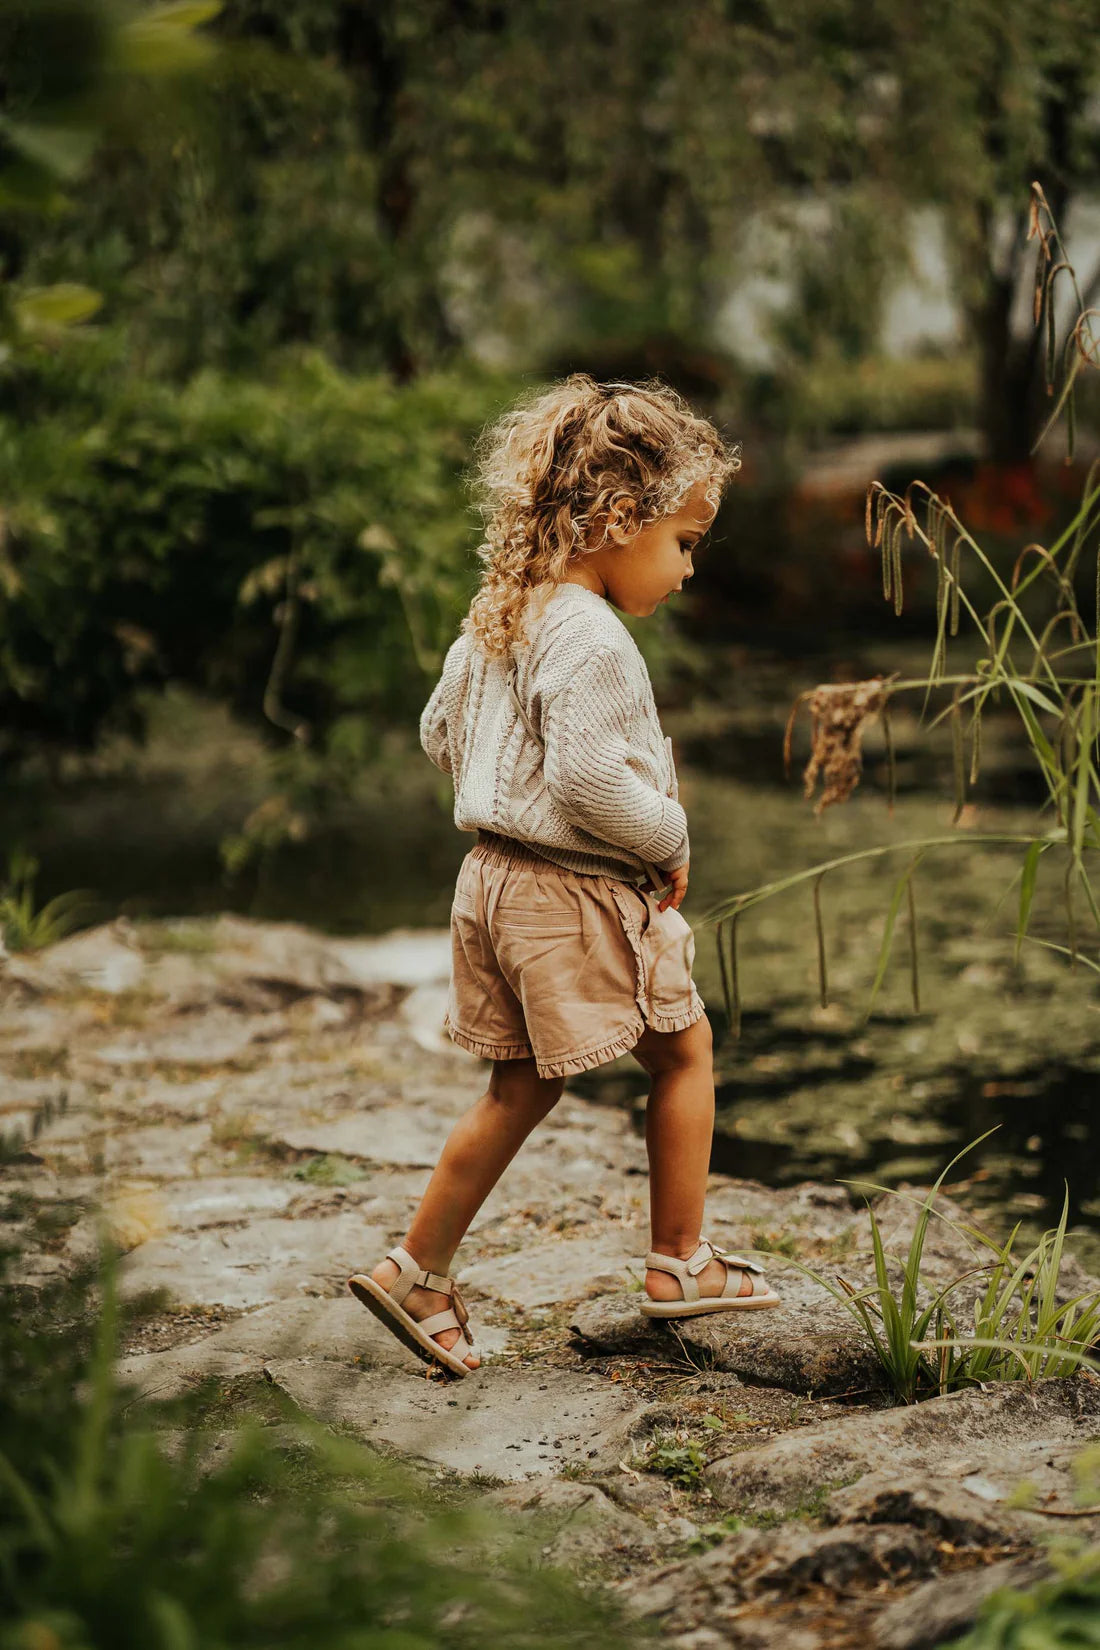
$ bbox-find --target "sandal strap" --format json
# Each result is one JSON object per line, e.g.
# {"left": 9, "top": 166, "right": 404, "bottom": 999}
{"left": 418, "top": 1307, "right": 477, "bottom": 1354}
{"left": 386, "top": 1244, "right": 453, "bottom": 1306}
{"left": 711, "top": 1245, "right": 765, "bottom": 1275}
{"left": 644, "top": 1237, "right": 716, "bottom": 1302}
{"left": 644, "top": 1238, "right": 766, "bottom": 1304}
{"left": 417, "top": 1306, "right": 462, "bottom": 1338}
{"left": 710, "top": 1247, "right": 768, "bottom": 1299}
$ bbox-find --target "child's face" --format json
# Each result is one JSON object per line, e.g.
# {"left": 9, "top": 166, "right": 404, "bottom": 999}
{"left": 600, "top": 480, "right": 717, "bottom": 618}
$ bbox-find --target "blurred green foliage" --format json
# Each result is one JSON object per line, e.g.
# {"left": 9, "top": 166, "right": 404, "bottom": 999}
{"left": 0, "top": 846, "right": 93, "bottom": 949}
{"left": 942, "top": 1540, "right": 1100, "bottom": 1650}
{"left": 0, "top": 1151, "right": 649, "bottom": 1648}
{"left": 2, "top": 0, "right": 1099, "bottom": 790}
{"left": 0, "top": 341, "right": 515, "bottom": 758}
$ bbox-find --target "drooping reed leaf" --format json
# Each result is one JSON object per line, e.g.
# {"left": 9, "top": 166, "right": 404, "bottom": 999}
{"left": 906, "top": 872, "right": 920, "bottom": 1013}
{"left": 1015, "top": 839, "right": 1044, "bottom": 966}
{"left": 951, "top": 691, "right": 965, "bottom": 821}
{"left": 1071, "top": 683, "right": 1094, "bottom": 863}
{"left": 968, "top": 699, "right": 983, "bottom": 786}
{"left": 716, "top": 919, "right": 733, "bottom": 1030}
{"left": 864, "top": 852, "right": 923, "bottom": 1022}
{"left": 813, "top": 873, "right": 828, "bottom": 1008}
{"left": 881, "top": 695, "right": 896, "bottom": 815}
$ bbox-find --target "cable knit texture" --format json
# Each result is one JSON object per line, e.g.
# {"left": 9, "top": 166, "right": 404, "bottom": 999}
{"left": 420, "top": 583, "right": 689, "bottom": 882}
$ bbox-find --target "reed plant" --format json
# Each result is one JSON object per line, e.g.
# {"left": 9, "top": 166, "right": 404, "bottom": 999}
{"left": 767, "top": 1136, "right": 1100, "bottom": 1406}
{"left": 0, "top": 848, "right": 94, "bottom": 953}
{"left": 704, "top": 182, "right": 1100, "bottom": 1034}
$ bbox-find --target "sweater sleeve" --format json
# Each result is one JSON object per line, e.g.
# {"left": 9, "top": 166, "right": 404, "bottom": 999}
{"left": 419, "top": 672, "right": 452, "bottom": 775}
{"left": 542, "top": 649, "right": 689, "bottom": 869}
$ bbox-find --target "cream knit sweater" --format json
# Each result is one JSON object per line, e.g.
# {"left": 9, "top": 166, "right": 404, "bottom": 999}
{"left": 419, "top": 583, "right": 689, "bottom": 884}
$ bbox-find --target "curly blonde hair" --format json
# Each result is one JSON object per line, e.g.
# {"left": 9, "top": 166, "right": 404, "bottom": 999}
{"left": 464, "top": 374, "right": 741, "bottom": 657}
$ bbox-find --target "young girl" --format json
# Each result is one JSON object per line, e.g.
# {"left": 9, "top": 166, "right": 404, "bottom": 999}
{"left": 348, "top": 374, "right": 780, "bottom": 1376}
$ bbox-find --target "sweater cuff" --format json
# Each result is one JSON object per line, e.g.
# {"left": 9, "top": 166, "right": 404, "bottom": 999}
{"left": 656, "top": 835, "right": 690, "bottom": 874}
{"left": 637, "top": 798, "right": 689, "bottom": 867}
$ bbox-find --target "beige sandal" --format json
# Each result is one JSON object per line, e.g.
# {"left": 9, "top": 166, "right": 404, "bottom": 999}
{"left": 640, "top": 1236, "right": 780, "bottom": 1317}
{"left": 347, "top": 1245, "right": 482, "bottom": 1377}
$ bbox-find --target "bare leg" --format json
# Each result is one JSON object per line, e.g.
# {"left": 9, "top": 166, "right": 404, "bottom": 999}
{"left": 632, "top": 1014, "right": 752, "bottom": 1303}
{"left": 366, "top": 1057, "right": 564, "bottom": 1368}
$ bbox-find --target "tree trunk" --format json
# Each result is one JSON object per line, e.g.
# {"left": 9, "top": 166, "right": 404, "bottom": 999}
{"left": 975, "top": 267, "right": 1044, "bottom": 467}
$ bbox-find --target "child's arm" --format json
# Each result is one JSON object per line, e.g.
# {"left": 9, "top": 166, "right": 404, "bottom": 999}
{"left": 419, "top": 673, "right": 452, "bottom": 775}
{"left": 542, "top": 650, "right": 689, "bottom": 871}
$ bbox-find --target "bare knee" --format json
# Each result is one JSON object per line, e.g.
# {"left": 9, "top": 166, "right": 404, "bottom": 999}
{"left": 631, "top": 1013, "right": 713, "bottom": 1077}
{"left": 487, "top": 1056, "right": 564, "bottom": 1113}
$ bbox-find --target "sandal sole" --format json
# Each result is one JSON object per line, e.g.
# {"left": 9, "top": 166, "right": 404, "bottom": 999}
{"left": 639, "top": 1293, "right": 781, "bottom": 1318}
{"left": 346, "top": 1274, "right": 480, "bottom": 1377}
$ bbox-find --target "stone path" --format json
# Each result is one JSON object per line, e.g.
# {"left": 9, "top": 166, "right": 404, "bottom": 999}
{"left": 4, "top": 915, "right": 1099, "bottom": 1647}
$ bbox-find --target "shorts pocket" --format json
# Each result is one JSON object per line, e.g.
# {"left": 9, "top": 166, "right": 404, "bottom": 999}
{"left": 609, "top": 883, "right": 700, "bottom": 1031}
{"left": 491, "top": 868, "right": 584, "bottom": 935}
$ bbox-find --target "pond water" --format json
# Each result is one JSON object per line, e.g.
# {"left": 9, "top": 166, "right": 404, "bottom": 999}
{"left": 5, "top": 670, "right": 1099, "bottom": 1263}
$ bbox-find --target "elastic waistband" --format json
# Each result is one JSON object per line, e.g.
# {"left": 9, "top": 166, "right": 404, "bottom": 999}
{"left": 470, "top": 830, "right": 654, "bottom": 889}
{"left": 471, "top": 831, "right": 574, "bottom": 872}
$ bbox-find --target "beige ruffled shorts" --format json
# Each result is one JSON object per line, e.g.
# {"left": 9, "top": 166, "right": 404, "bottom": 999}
{"left": 443, "top": 831, "right": 706, "bottom": 1080}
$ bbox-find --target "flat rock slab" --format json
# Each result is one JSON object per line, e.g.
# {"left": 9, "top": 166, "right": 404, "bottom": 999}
{"left": 188, "top": 916, "right": 400, "bottom": 1000}
{"left": 32, "top": 1121, "right": 215, "bottom": 1178}
{"left": 106, "top": 1075, "right": 226, "bottom": 1119}
{"left": 87, "top": 1011, "right": 287, "bottom": 1068}
{"left": 118, "top": 1213, "right": 382, "bottom": 1309}
{"left": 704, "top": 1376, "right": 1100, "bottom": 1516}
{"left": 273, "top": 1112, "right": 456, "bottom": 1169}
{"left": 399, "top": 982, "right": 454, "bottom": 1055}
{"left": 6, "top": 917, "right": 425, "bottom": 1009}
{"left": 6, "top": 923, "right": 147, "bottom": 995}
{"left": 327, "top": 930, "right": 451, "bottom": 989}
{"left": 116, "top": 1299, "right": 411, "bottom": 1401}
{"left": 155, "top": 1175, "right": 303, "bottom": 1228}
{"left": 701, "top": 1178, "right": 861, "bottom": 1244}
{"left": 619, "top": 1519, "right": 942, "bottom": 1649}
{"left": 265, "top": 1358, "right": 651, "bottom": 1481}
{"left": 457, "top": 1231, "right": 642, "bottom": 1307}
{"left": 569, "top": 1275, "right": 880, "bottom": 1397}
{"left": 101, "top": 1122, "right": 215, "bottom": 1176}
{"left": 475, "top": 1478, "right": 668, "bottom": 1569}
{"left": 872, "top": 1554, "right": 1051, "bottom": 1650}
{"left": 117, "top": 1295, "right": 513, "bottom": 1401}
{"left": 824, "top": 1465, "right": 1098, "bottom": 1549}
{"left": 65, "top": 1175, "right": 303, "bottom": 1258}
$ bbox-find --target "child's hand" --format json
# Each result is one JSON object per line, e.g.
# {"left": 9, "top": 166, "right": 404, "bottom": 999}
{"left": 658, "top": 864, "right": 689, "bottom": 912}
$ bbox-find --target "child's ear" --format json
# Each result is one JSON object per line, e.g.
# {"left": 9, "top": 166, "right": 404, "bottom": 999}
{"left": 603, "top": 494, "right": 640, "bottom": 547}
